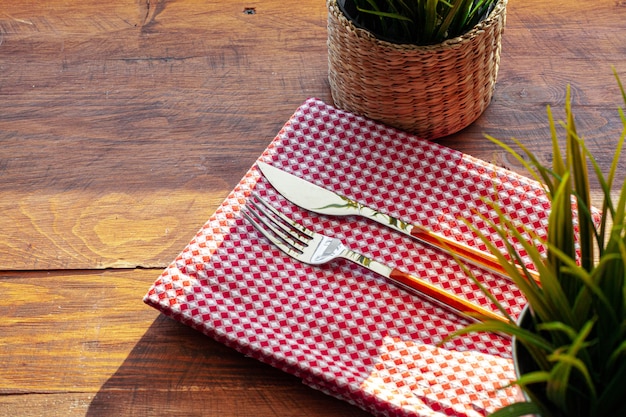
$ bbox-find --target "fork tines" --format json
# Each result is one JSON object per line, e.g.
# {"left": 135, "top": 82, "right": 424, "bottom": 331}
{"left": 242, "top": 192, "right": 312, "bottom": 254}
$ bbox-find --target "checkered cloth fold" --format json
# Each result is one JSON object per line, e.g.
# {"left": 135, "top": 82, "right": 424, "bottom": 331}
{"left": 144, "top": 98, "right": 551, "bottom": 416}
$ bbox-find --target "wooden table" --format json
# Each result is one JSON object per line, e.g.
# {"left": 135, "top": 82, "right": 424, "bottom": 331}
{"left": 1, "top": 1, "right": 624, "bottom": 415}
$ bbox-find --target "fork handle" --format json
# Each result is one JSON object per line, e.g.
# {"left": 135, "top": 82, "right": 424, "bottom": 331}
{"left": 343, "top": 249, "right": 507, "bottom": 323}
{"left": 388, "top": 268, "right": 508, "bottom": 323}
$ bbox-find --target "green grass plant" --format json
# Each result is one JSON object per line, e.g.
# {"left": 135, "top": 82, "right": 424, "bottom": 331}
{"left": 349, "top": 0, "right": 498, "bottom": 45}
{"left": 445, "top": 69, "right": 626, "bottom": 417}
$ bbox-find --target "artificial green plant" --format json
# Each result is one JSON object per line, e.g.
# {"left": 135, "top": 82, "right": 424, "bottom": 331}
{"left": 349, "top": 0, "right": 499, "bottom": 45}
{"left": 447, "top": 69, "right": 626, "bottom": 417}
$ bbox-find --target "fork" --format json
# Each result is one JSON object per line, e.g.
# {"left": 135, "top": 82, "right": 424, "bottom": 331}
{"left": 241, "top": 192, "right": 507, "bottom": 324}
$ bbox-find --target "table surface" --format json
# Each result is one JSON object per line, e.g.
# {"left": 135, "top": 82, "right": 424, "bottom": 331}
{"left": 1, "top": 0, "right": 625, "bottom": 415}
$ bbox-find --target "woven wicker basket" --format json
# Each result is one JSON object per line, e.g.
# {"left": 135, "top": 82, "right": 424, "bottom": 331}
{"left": 327, "top": 0, "right": 507, "bottom": 139}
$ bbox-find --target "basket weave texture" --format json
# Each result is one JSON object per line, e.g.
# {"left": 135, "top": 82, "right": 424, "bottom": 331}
{"left": 327, "top": 0, "right": 507, "bottom": 139}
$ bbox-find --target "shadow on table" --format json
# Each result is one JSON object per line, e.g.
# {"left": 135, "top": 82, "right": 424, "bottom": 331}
{"left": 86, "top": 314, "right": 371, "bottom": 417}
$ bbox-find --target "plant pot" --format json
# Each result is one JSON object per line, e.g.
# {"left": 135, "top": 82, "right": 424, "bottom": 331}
{"left": 512, "top": 305, "right": 537, "bottom": 381}
{"left": 512, "top": 305, "right": 549, "bottom": 417}
{"left": 326, "top": 0, "right": 507, "bottom": 139}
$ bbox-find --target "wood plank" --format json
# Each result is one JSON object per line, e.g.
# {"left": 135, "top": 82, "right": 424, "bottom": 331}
{"left": 1, "top": 0, "right": 626, "bottom": 416}
{"left": 0, "top": 189, "right": 227, "bottom": 270}
{"left": 2, "top": 0, "right": 626, "bottom": 270}
{"left": 0, "top": 269, "right": 370, "bottom": 416}
{"left": 0, "top": 0, "right": 330, "bottom": 270}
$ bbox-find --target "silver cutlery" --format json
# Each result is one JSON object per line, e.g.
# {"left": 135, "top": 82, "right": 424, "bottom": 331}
{"left": 241, "top": 192, "right": 507, "bottom": 324}
{"left": 256, "top": 161, "right": 540, "bottom": 284}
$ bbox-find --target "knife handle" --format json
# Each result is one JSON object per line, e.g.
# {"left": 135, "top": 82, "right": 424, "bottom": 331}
{"left": 408, "top": 224, "right": 540, "bottom": 284}
{"left": 358, "top": 205, "right": 539, "bottom": 284}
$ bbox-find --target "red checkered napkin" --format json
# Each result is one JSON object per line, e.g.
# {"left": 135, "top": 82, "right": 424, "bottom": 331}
{"left": 144, "top": 98, "right": 551, "bottom": 416}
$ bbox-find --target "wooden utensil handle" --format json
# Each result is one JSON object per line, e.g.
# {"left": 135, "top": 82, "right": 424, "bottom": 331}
{"left": 389, "top": 268, "right": 507, "bottom": 323}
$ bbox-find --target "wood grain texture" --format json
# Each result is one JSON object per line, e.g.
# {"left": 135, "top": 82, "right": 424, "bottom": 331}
{"left": 0, "top": 269, "right": 370, "bottom": 417}
{"left": 1, "top": 0, "right": 625, "bottom": 270}
{"left": 0, "top": 0, "right": 330, "bottom": 270}
{"left": 1, "top": 0, "right": 625, "bottom": 415}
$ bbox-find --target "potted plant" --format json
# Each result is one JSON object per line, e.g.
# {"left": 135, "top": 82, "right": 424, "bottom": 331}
{"left": 447, "top": 70, "right": 626, "bottom": 417}
{"left": 326, "top": 0, "right": 507, "bottom": 139}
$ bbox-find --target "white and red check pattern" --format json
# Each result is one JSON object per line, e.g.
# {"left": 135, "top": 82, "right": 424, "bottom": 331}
{"left": 144, "top": 98, "right": 556, "bottom": 416}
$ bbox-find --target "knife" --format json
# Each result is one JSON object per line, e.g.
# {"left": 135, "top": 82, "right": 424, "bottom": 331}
{"left": 257, "top": 161, "right": 540, "bottom": 283}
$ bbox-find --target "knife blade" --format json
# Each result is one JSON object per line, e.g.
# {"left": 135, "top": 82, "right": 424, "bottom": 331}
{"left": 256, "top": 161, "right": 540, "bottom": 283}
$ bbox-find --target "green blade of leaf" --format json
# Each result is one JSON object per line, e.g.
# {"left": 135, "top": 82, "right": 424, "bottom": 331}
{"left": 488, "top": 401, "right": 543, "bottom": 417}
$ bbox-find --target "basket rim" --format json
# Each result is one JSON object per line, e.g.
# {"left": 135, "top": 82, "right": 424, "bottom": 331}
{"left": 329, "top": 0, "right": 508, "bottom": 51}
